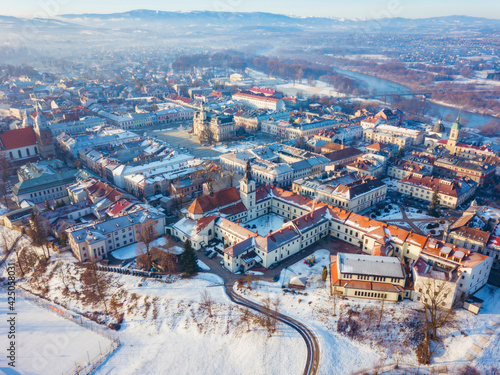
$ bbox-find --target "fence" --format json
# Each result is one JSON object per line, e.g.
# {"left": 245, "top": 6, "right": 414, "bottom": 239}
{"left": 93, "top": 264, "right": 167, "bottom": 279}
{"left": 3, "top": 286, "right": 121, "bottom": 375}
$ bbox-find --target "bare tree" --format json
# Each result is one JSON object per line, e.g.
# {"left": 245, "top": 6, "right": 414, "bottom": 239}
{"left": 364, "top": 305, "right": 378, "bottom": 330}
{"left": 135, "top": 221, "right": 158, "bottom": 271}
{"left": 420, "top": 278, "right": 459, "bottom": 341}
{"left": 81, "top": 262, "right": 110, "bottom": 316}
{"left": 261, "top": 295, "right": 281, "bottom": 337}
{"left": 200, "top": 127, "right": 215, "bottom": 145}
{"left": 239, "top": 307, "right": 258, "bottom": 332}
{"left": 200, "top": 290, "right": 215, "bottom": 318}
{"left": 417, "top": 277, "right": 460, "bottom": 363}
{"left": 27, "top": 212, "right": 50, "bottom": 260}
{"left": 245, "top": 273, "right": 255, "bottom": 290}
{"left": 377, "top": 298, "right": 385, "bottom": 328}
{"left": 331, "top": 291, "right": 340, "bottom": 317}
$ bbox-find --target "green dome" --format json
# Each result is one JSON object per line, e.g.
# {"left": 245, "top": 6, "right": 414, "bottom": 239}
{"left": 451, "top": 111, "right": 462, "bottom": 131}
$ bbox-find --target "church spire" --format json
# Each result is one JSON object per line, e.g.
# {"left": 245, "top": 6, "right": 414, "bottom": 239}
{"left": 244, "top": 160, "right": 252, "bottom": 181}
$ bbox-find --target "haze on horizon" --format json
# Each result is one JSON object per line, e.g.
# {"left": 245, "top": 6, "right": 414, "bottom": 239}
{"left": 1, "top": 0, "right": 499, "bottom": 20}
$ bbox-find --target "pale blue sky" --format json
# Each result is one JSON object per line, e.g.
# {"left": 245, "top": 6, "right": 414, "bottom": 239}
{"left": 1, "top": 0, "right": 499, "bottom": 19}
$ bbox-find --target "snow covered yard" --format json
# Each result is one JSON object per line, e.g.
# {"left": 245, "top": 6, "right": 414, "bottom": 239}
{"left": 92, "top": 273, "right": 307, "bottom": 375}
{"left": 404, "top": 207, "right": 435, "bottom": 220}
{"left": 370, "top": 205, "right": 402, "bottom": 220}
{"left": 382, "top": 177, "right": 399, "bottom": 192}
{"left": 416, "top": 221, "right": 447, "bottom": 236}
{"left": 234, "top": 250, "right": 500, "bottom": 374}
{"left": 0, "top": 225, "right": 306, "bottom": 375}
{"left": 244, "top": 213, "right": 288, "bottom": 235}
{"left": 0, "top": 294, "right": 113, "bottom": 375}
{"left": 110, "top": 237, "right": 179, "bottom": 260}
{"left": 432, "top": 284, "right": 500, "bottom": 374}
{"left": 211, "top": 140, "right": 267, "bottom": 154}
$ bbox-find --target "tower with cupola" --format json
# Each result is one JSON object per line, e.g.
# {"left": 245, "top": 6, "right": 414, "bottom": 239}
{"left": 239, "top": 161, "right": 256, "bottom": 221}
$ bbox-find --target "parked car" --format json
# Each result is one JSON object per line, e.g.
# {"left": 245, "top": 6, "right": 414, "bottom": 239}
{"left": 208, "top": 251, "right": 217, "bottom": 259}
{"left": 273, "top": 274, "right": 280, "bottom": 282}
{"left": 268, "top": 262, "right": 279, "bottom": 270}
{"left": 204, "top": 249, "right": 212, "bottom": 256}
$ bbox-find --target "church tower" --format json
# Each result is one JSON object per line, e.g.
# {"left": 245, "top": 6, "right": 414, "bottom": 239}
{"left": 447, "top": 111, "right": 462, "bottom": 155}
{"left": 239, "top": 161, "right": 256, "bottom": 221}
{"left": 33, "top": 110, "right": 55, "bottom": 159}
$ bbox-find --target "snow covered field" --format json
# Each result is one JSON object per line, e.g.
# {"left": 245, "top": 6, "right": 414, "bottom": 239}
{"left": 382, "top": 178, "right": 399, "bottom": 192}
{"left": 0, "top": 295, "right": 113, "bottom": 375}
{"left": 244, "top": 213, "right": 287, "bottom": 235}
{"left": 110, "top": 237, "right": 179, "bottom": 260}
{"left": 94, "top": 273, "right": 307, "bottom": 375}
{"left": 0, "top": 225, "right": 306, "bottom": 375}
{"left": 236, "top": 250, "right": 500, "bottom": 374}
{"left": 211, "top": 140, "right": 267, "bottom": 154}
{"left": 276, "top": 80, "right": 344, "bottom": 98}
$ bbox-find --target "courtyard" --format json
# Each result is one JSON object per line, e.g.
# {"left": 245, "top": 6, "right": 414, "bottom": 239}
{"left": 243, "top": 213, "right": 288, "bottom": 235}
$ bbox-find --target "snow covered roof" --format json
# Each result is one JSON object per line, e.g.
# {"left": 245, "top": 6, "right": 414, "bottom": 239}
{"left": 338, "top": 253, "right": 405, "bottom": 278}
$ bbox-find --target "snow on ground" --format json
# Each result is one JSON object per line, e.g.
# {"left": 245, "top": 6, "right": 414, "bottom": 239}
{"left": 0, "top": 295, "right": 113, "bottom": 375}
{"left": 236, "top": 250, "right": 500, "bottom": 374}
{"left": 236, "top": 250, "right": 383, "bottom": 375}
{"left": 382, "top": 177, "right": 399, "bottom": 192}
{"left": 285, "top": 249, "right": 330, "bottom": 281}
{"left": 0, "top": 203, "right": 9, "bottom": 216}
{"left": 404, "top": 207, "right": 435, "bottom": 220}
{"left": 111, "top": 243, "right": 139, "bottom": 260}
{"left": 111, "top": 237, "right": 176, "bottom": 260}
{"left": 1, "top": 232, "right": 306, "bottom": 375}
{"left": 211, "top": 140, "right": 267, "bottom": 154}
{"left": 197, "top": 259, "right": 210, "bottom": 271}
{"left": 244, "top": 213, "right": 287, "bottom": 235}
{"left": 373, "top": 206, "right": 402, "bottom": 220}
{"left": 94, "top": 273, "right": 306, "bottom": 375}
{"left": 431, "top": 284, "right": 500, "bottom": 374}
{"left": 276, "top": 80, "right": 344, "bottom": 98}
{"left": 416, "top": 221, "right": 447, "bottom": 236}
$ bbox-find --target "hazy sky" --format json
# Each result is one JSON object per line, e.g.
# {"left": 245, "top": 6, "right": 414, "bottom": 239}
{"left": 1, "top": 0, "right": 499, "bottom": 19}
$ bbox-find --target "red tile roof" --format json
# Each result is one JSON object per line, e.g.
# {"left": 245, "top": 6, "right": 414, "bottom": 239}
{"left": 0, "top": 127, "right": 37, "bottom": 150}
{"left": 188, "top": 187, "right": 241, "bottom": 215}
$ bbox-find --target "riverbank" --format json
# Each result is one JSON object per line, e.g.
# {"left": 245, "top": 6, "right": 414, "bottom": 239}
{"left": 332, "top": 66, "right": 500, "bottom": 127}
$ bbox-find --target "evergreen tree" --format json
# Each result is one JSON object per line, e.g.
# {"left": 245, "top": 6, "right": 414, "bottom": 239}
{"left": 397, "top": 147, "right": 405, "bottom": 158}
{"left": 180, "top": 240, "right": 198, "bottom": 276}
{"left": 429, "top": 187, "right": 439, "bottom": 217}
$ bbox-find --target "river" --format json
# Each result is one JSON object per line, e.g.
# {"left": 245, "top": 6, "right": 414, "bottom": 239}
{"left": 333, "top": 67, "right": 497, "bottom": 129}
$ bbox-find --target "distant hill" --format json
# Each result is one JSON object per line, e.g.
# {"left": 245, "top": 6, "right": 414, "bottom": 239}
{"left": 56, "top": 10, "right": 500, "bottom": 32}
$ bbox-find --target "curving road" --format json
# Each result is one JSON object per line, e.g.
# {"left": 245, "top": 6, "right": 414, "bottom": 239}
{"left": 225, "top": 284, "right": 321, "bottom": 375}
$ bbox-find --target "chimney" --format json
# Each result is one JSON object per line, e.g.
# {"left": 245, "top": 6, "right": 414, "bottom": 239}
{"left": 269, "top": 229, "right": 272, "bottom": 236}
{"left": 256, "top": 230, "right": 258, "bottom": 236}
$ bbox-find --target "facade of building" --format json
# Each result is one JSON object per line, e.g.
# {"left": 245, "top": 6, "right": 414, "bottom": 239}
{"left": 193, "top": 107, "right": 236, "bottom": 142}
{"left": 397, "top": 175, "right": 477, "bottom": 209}
{"left": 292, "top": 174, "right": 387, "bottom": 213}
{"left": 67, "top": 208, "right": 166, "bottom": 262}
{"left": 331, "top": 253, "right": 406, "bottom": 302}
{"left": 232, "top": 92, "right": 285, "bottom": 111}
{"left": 433, "top": 157, "right": 496, "bottom": 187}
{"left": 0, "top": 127, "right": 39, "bottom": 162}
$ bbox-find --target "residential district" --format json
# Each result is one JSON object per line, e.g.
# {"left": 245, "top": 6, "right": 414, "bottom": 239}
{"left": 0, "top": 65, "right": 499, "bottom": 374}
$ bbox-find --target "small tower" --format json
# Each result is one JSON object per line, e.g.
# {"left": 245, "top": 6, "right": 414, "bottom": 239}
{"left": 239, "top": 161, "right": 256, "bottom": 220}
{"left": 33, "top": 109, "right": 55, "bottom": 159}
{"left": 432, "top": 118, "right": 444, "bottom": 134}
{"left": 447, "top": 111, "right": 462, "bottom": 155}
